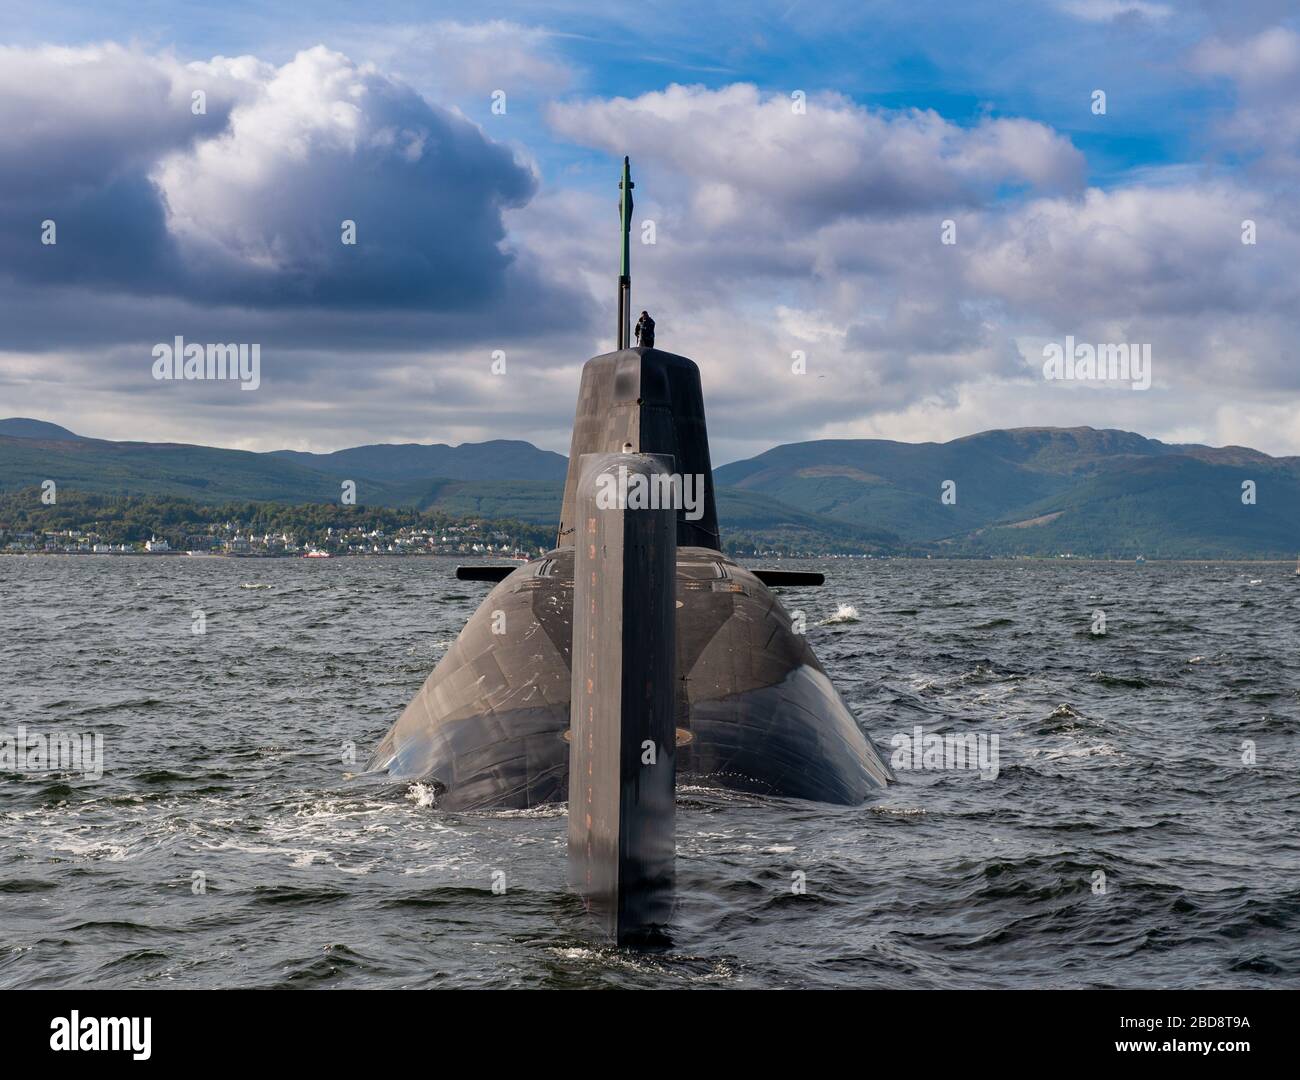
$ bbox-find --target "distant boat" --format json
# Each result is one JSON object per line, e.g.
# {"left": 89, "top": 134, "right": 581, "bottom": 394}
{"left": 1135, "top": 554, "right": 1146, "bottom": 564}
{"left": 1294, "top": 555, "right": 1299, "bottom": 576}
{"left": 302, "top": 550, "right": 331, "bottom": 559}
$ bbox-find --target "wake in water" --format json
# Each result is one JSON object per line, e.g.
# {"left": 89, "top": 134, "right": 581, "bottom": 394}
{"left": 822, "top": 603, "right": 860, "bottom": 624}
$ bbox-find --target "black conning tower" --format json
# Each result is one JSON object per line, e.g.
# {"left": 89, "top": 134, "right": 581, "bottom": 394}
{"left": 557, "top": 346, "right": 720, "bottom": 552}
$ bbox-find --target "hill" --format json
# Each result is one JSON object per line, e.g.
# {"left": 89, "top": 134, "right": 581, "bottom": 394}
{"left": 3, "top": 419, "right": 1297, "bottom": 556}
{"left": 714, "top": 427, "right": 1300, "bottom": 557}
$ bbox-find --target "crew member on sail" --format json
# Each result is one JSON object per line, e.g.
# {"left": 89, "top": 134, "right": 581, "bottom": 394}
{"left": 635, "top": 311, "right": 655, "bottom": 348}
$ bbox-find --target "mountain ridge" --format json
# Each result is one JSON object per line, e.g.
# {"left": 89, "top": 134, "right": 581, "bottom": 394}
{"left": 2, "top": 418, "right": 1296, "bottom": 556}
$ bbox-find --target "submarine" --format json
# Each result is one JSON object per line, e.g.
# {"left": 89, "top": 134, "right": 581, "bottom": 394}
{"left": 366, "top": 158, "right": 892, "bottom": 938}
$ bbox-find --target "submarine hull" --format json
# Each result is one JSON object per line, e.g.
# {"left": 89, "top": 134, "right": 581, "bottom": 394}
{"left": 367, "top": 347, "right": 892, "bottom": 808}
{"left": 366, "top": 546, "right": 892, "bottom": 808}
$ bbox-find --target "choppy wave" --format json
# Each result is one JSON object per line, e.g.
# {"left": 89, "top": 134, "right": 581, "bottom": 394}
{"left": 0, "top": 555, "right": 1296, "bottom": 989}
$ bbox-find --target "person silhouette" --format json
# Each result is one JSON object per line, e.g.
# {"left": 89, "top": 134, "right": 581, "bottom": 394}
{"left": 634, "top": 310, "right": 655, "bottom": 348}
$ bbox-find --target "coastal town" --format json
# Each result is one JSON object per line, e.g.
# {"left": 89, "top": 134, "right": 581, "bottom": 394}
{"left": 0, "top": 520, "right": 542, "bottom": 558}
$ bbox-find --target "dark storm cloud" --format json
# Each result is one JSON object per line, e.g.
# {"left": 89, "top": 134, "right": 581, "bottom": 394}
{"left": 0, "top": 44, "right": 568, "bottom": 318}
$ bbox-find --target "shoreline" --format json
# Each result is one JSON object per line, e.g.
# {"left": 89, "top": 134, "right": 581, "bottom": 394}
{"left": 0, "top": 551, "right": 530, "bottom": 560}
{"left": 1, "top": 551, "right": 1295, "bottom": 565}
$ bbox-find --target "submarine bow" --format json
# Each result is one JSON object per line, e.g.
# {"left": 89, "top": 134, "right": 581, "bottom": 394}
{"left": 366, "top": 346, "right": 894, "bottom": 809}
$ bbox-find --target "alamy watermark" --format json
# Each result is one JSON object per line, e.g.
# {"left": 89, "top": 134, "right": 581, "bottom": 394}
{"left": 1, "top": 726, "right": 103, "bottom": 780}
{"left": 152, "top": 336, "right": 261, "bottom": 391}
{"left": 594, "top": 466, "right": 705, "bottom": 521}
{"left": 1042, "top": 336, "right": 1151, "bottom": 390}
{"left": 890, "top": 725, "right": 999, "bottom": 780}
{"left": 50, "top": 1012, "right": 150, "bottom": 1060}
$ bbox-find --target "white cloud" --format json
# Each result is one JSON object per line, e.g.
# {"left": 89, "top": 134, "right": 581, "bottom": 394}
{"left": 1192, "top": 28, "right": 1300, "bottom": 174}
{"left": 4, "top": 31, "right": 1300, "bottom": 461}
{"left": 154, "top": 45, "right": 537, "bottom": 306}
{"left": 528, "top": 80, "right": 1300, "bottom": 457}
{"left": 0, "top": 42, "right": 567, "bottom": 318}
{"left": 548, "top": 83, "right": 1085, "bottom": 232}
{"left": 0, "top": 39, "right": 595, "bottom": 452}
{"left": 348, "top": 20, "right": 575, "bottom": 99}
{"left": 0, "top": 43, "right": 262, "bottom": 192}
{"left": 1193, "top": 26, "right": 1300, "bottom": 87}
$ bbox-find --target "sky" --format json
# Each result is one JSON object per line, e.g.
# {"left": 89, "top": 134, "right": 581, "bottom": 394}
{"left": 1, "top": 0, "right": 1298, "bottom": 464}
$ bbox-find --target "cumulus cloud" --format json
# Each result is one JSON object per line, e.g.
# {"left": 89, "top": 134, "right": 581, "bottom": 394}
{"left": 965, "top": 184, "right": 1293, "bottom": 319}
{"left": 0, "top": 42, "right": 552, "bottom": 313}
{"left": 0, "top": 38, "right": 599, "bottom": 453}
{"left": 155, "top": 46, "right": 537, "bottom": 307}
{"left": 541, "top": 84, "right": 1081, "bottom": 422}
{"left": 547, "top": 84, "right": 1085, "bottom": 231}
{"left": 0, "top": 43, "right": 259, "bottom": 289}
{"left": 4, "top": 25, "right": 1300, "bottom": 461}
{"left": 0, "top": 43, "right": 259, "bottom": 192}
{"left": 529, "top": 75, "right": 1300, "bottom": 458}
